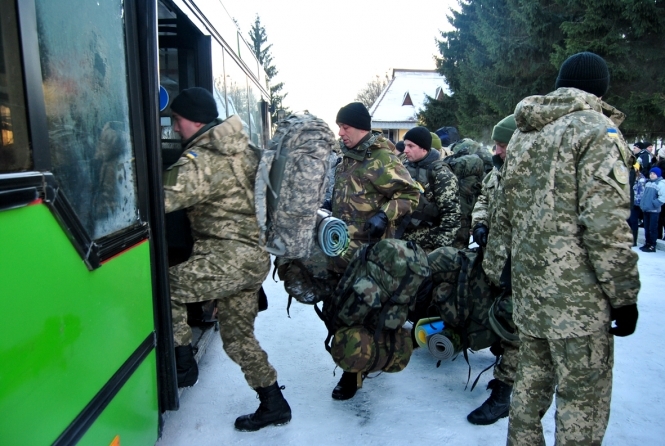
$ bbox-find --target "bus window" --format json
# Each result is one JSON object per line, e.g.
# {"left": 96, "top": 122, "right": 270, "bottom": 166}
{"left": 224, "top": 50, "right": 250, "bottom": 135}
{"left": 0, "top": 0, "right": 31, "bottom": 172}
{"left": 35, "top": 0, "right": 139, "bottom": 239}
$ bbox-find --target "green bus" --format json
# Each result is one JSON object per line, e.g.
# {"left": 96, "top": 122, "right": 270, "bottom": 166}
{"left": 0, "top": 0, "right": 271, "bottom": 444}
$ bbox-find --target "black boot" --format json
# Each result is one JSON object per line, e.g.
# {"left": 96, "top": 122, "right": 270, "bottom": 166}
{"left": 175, "top": 344, "right": 198, "bottom": 388}
{"left": 331, "top": 371, "right": 361, "bottom": 400}
{"left": 235, "top": 382, "right": 292, "bottom": 431}
{"left": 632, "top": 229, "right": 638, "bottom": 247}
{"left": 467, "top": 379, "right": 512, "bottom": 425}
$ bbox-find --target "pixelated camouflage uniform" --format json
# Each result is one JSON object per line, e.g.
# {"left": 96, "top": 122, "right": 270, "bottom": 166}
{"left": 330, "top": 132, "right": 419, "bottom": 273}
{"left": 471, "top": 155, "right": 520, "bottom": 386}
{"left": 484, "top": 88, "right": 640, "bottom": 446}
{"left": 402, "top": 148, "right": 461, "bottom": 252}
{"left": 164, "top": 115, "right": 277, "bottom": 389}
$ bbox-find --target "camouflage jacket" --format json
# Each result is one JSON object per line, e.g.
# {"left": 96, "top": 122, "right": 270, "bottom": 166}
{"left": 402, "top": 149, "right": 461, "bottom": 251}
{"left": 331, "top": 132, "right": 419, "bottom": 267}
{"left": 163, "top": 115, "right": 263, "bottom": 248}
{"left": 471, "top": 155, "right": 504, "bottom": 230}
{"left": 484, "top": 88, "right": 640, "bottom": 339}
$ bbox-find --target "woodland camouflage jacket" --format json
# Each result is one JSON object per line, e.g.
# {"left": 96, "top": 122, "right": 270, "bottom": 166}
{"left": 332, "top": 132, "right": 419, "bottom": 265}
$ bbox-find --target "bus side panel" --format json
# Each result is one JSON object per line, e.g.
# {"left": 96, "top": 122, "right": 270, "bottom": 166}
{"left": 0, "top": 204, "right": 157, "bottom": 444}
{"left": 78, "top": 351, "right": 158, "bottom": 446}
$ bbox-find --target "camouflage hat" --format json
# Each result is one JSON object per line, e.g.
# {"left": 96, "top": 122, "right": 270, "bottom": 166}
{"left": 450, "top": 138, "right": 481, "bottom": 155}
{"left": 331, "top": 326, "right": 378, "bottom": 373}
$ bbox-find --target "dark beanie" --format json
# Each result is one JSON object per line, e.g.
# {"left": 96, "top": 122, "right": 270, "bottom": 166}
{"left": 404, "top": 126, "right": 432, "bottom": 151}
{"left": 336, "top": 102, "right": 371, "bottom": 130}
{"left": 651, "top": 167, "right": 662, "bottom": 177}
{"left": 555, "top": 52, "right": 610, "bottom": 98}
{"left": 395, "top": 141, "right": 405, "bottom": 153}
{"left": 170, "top": 87, "right": 218, "bottom": 124}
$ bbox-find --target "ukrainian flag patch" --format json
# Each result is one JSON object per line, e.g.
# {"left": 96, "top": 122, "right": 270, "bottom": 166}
{"left": 186, "top": 150, "right": 198, "bottom": 160}
{"left": 607, "top": 128, "right": 619, "bottom": 138}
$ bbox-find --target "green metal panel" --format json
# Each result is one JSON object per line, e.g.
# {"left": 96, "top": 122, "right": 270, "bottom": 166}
{"left": 0, "top": 203, "right": 157, "bottom": 444}
{"left": 78, "top": 352, "right": 159, "bottom": 446}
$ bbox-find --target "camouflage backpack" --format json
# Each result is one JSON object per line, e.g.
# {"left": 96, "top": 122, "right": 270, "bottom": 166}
{"left": 443, "top": 142, "right": 485, "bottom": 248}
{"left": 427, "top": 246, "right": 499, "bottom": 352}
{"left": 254, "top": 112, "right": 336, "bottom": 259}
{"left": 318, "top": 239, "right": 430, "bottom": 374}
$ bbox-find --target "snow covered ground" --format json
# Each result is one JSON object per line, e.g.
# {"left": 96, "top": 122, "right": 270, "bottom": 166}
{"left": 158, "top": 246, "right": 665, "bottom": 446}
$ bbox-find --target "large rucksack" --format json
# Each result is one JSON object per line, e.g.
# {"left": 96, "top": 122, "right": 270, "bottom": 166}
{"left": 254, "top": 112, "right": 336, "bottom": 259}
{"left": 427, "top": 246, "right": 499, "bottom": 353}
{"left": 318, "top": 239, "right": 431, "bottom": 374}
{"left": 443, "top": 146, "right": 485, "bottom": 248}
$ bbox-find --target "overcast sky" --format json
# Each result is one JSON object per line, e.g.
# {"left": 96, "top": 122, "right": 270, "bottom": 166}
{"left": 220, "top": 0, "right": 459, "bottom": 130}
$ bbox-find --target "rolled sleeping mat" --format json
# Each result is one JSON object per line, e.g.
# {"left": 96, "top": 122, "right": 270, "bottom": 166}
{"left": 414, "top": 317, "right": 445, "bottom": 349}
{"left": 315, "top": 209, "right": 349, "bottom": 257}
{"left": 427, "top": 330, "right": 462, "bottom": 361}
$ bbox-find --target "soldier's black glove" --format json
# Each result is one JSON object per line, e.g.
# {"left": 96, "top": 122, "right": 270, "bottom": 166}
{"left": 363, "top": 211, "right": 389, "bottom": 238}
{"left": 321, "top": 199, "right": 332, "bottom": 211}
{"left": 609, "top": 304, "right": 638, "bottom": 337}
{"left": 472, "top": 223, "right": 489, "bottom": 247}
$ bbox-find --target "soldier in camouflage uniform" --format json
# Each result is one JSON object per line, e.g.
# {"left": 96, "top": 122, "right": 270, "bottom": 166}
{"left": 401, "top": 126, "right": 461, "bottom": 252}
{"left": 467, "top": 114, "right": 519, "bottom": 425}
{"left": 330, "top": 102, "right": 419, "bottom": 273}
{"left": 484, "top": 53, "right": 640, "bottom": 446}
{"left": 329, "top": 102, "right": 419, "bottom": 400}
{"left": 164, "top": 87, "right": 291, "bottom": 432}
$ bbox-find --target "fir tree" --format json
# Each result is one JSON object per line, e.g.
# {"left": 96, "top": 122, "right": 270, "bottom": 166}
{"left": 248, "top": 15, "right": 288, "bottom": 124}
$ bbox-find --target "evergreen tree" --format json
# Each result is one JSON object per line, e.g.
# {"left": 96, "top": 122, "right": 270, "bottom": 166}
{"left": 248, "top": 15, "right": 288, "bottom": 124}
{"left": 417, "top": 94, "right": 458, "bottom": 131}
{"left": 432, "top": 0, "right": 664, "bottom": 140}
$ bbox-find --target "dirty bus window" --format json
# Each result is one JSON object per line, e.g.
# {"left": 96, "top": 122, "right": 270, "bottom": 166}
{"left": 35, "top": 0, "right": 139, "bottom": 239}
{"left": 0, "top": 0, "right": 31, "bottom": 172}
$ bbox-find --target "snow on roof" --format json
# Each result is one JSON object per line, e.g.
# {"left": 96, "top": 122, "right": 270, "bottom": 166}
{"left": 369, "top": 69, "right": 450, "bottom": 126}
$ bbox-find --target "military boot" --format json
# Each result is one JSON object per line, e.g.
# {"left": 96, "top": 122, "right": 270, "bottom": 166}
{"left": 235, "top": 382, "right": 292, "bottom": 431}
{"left": 175, "top": 344, "right": 198, "bottom": 388}
{"left": 467, "top": 379, "right": 512, "bottom": 425}
{"left": 331, "top": 371, "right": 361, "bottom": 400}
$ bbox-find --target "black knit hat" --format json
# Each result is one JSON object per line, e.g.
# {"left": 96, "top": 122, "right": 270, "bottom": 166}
{"left": 404, "top": 126, "right": 432, "bottom": 151}
{"left": 170, "top": 87, "right": 218, "bottom": 124}
{"left": 395, "top": 141, "right": 405, "bottom": 153}
{"left": 555, "top": 52, "right": 610, "bottom": 98}
{"left": 336, "top": 102, "right": 371, "bottom": 130}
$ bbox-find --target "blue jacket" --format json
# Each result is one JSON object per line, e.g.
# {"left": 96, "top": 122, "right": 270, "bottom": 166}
{"left": 640, "top": 176, "right": 665, "bottom": 213}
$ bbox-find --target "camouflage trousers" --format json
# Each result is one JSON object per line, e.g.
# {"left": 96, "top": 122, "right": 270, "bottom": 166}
{"left": 494, "top": 338, "right": 520, "bottom": 386}
{"left": 170, "top": 239, "right": 277, "bottom": 389}
{"left": 507, "top": 330, "right": 613, "bottom": 446}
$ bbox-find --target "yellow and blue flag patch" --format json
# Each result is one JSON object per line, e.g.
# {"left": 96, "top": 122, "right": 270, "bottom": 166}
{"left": 607, "top": 128, "right": 619, "bottom": 138}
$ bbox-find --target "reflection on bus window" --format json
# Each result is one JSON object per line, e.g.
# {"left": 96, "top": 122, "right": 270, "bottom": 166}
{"left": 224, "top": 50, "right": 250, "bottom": 135}
{"left": 35, "top": 0, "right": 139, "bottom": 239}
{"left": 0, "top": 0, "right": 31, "bottom": 172}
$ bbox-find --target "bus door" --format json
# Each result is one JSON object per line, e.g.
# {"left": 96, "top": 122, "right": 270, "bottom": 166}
{"left": 0, "top": 0, "right": 172, "bottom": 443}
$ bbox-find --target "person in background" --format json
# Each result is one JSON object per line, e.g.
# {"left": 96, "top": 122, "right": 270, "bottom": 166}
{"left": 401, "top": 126, "right": 461, "bottom": 252}
{"left": 639, "top": 167, "right": 665, "bottom": 252}
{"left": 484, "top": 52, "right": 640, "bottom": 446}
{"left": 467, "top": 114, "right": 518, "bottom": 425}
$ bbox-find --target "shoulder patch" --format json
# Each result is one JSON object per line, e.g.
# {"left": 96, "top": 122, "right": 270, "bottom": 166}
{"left": 612, "top": 160, "right": 629, "bottom": 185}
{"left": 163, "top": 165, "right": 181, "bottom": 186}
{"left": 186, "top": 150, "right": 198, "bottom": 160}
{"left": 607, "top": 127, "right": 619, "bottom": 139}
